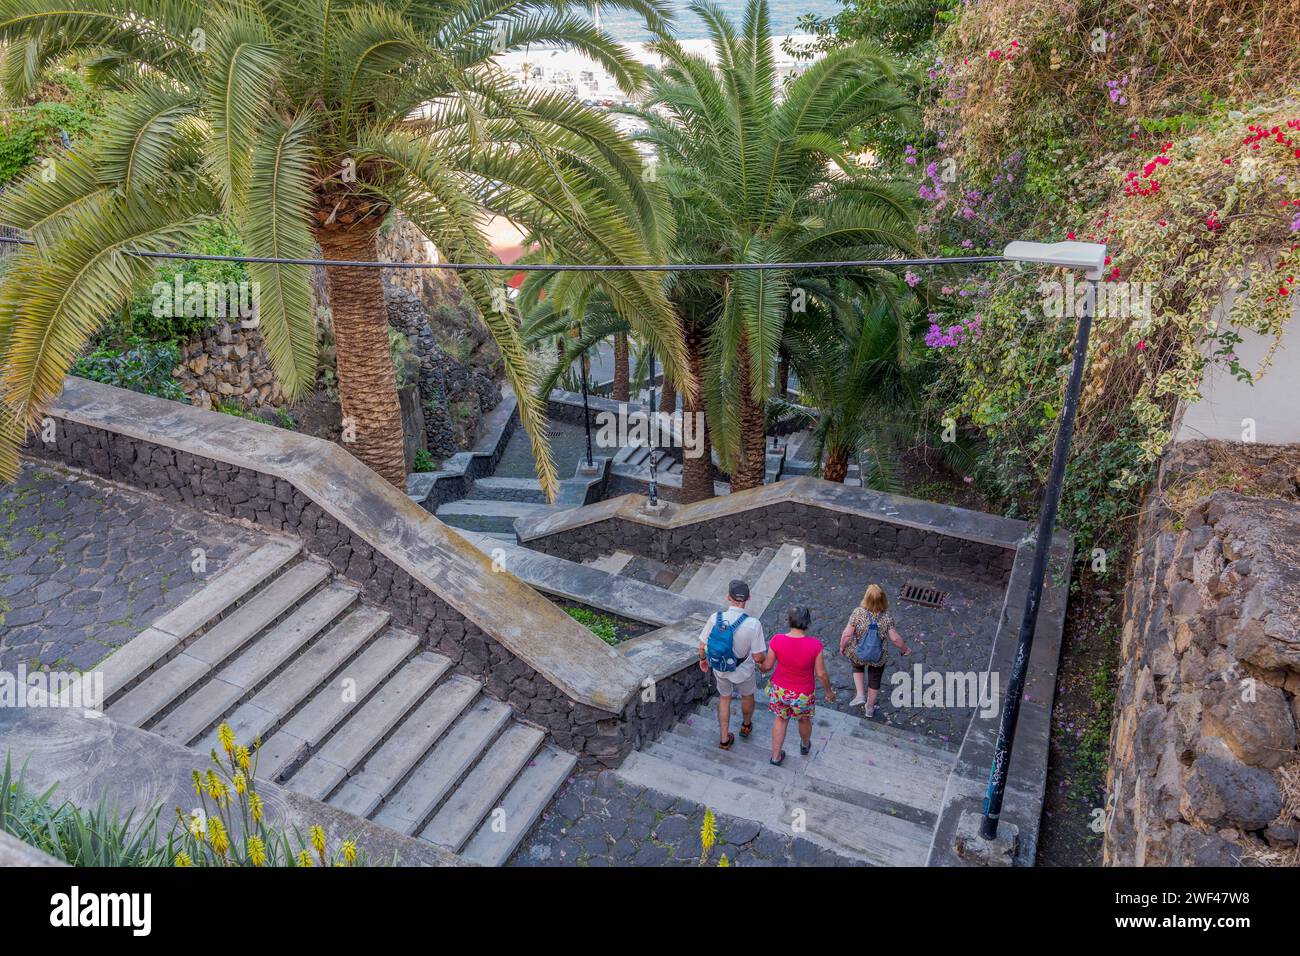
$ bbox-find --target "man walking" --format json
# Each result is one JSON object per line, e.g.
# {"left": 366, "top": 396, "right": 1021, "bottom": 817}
{"left": 698, "top": 579, "right": 767, "bottom": 749}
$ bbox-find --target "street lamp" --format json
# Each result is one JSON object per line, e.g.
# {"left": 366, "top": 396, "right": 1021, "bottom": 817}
{"left": 980, "top": 240, "right": 1106, "bottom": 842}
{"left": 647, "top": 347, "right": 659, "bottom": 507}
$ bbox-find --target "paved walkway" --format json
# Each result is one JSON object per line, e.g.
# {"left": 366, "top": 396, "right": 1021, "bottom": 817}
{"left": 495, "top": 420, "right": 592, "bottom": 480}
{"left": 756, "top": 547, "right": 1004, "bottom": 745}
{"left": 0, "top": 462, "right": 265, "bottom": 673}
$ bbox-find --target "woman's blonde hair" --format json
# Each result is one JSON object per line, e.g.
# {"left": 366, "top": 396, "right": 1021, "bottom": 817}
{"left": 860, "top": 584, "right": 889, "bottom": 614}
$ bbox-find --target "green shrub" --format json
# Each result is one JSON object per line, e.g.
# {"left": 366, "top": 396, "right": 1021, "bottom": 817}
{"left": 566, "top": 607, "right": 621, "bottom": 645}
{"left": 412, "top": 449, "right": 437, "bottom": 473}
{"left": 1, "top": 756, "right": 175, "bottom": 866}
{"left": 71, "top": 336, "right": 186, "bottom": 402}
{"left": 0, "top": 70, "right": 100, "bottom": 186}
{"left": 108, "top": 221, "right": 252, "bottom": 348}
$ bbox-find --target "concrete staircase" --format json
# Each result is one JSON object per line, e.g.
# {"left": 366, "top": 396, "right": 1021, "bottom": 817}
{"left": 98, "top": 537, "right": 575, "bottom": 867}
{"left": 617, "top": 696, "right": 958, "bottom": 866}
{"left": 664, "top": 544, "right": 799, "bottom": 608}
{"left": 612, "top": 443, "right": 683, "bottom": 478}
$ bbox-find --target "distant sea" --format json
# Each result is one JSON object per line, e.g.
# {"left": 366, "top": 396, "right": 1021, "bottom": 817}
{"left": 589, "top": 0, "right": 843, "bottom": 41}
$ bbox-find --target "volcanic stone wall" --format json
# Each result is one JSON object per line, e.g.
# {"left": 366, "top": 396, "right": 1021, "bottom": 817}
{"left": 1105, "top": 462, "right": 1300, "bottom": 865}
{"left": 526, "top": 500, "right": 1016, "bottom": 588}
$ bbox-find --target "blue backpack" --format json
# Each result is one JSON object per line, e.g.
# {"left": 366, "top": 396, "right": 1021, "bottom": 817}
{"left": 706, "top": 611, "right": 748, "bottom": 672}
{"left": 853, "top": 612, "right": 885, "bottom": 665}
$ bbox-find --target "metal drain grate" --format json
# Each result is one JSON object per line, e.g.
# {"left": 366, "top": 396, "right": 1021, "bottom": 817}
{"left": 900, "top": 584, "right": 948, "bottom": 608}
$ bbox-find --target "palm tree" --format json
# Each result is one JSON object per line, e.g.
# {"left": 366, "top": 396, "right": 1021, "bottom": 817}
{"left": 629, "top": 0, "right": 919, "bottom": 490}
{"left": 781, "top": 289, "right": 978, "bottom": 488}
{"left": 0, "top": 0, "right": 690, "bottom": 494}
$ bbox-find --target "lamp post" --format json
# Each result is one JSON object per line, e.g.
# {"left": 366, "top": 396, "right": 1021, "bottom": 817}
{"left": 979, "top": 241, "right": 1106, "bottom": 841}
{"left": 647, "top": 347, "right": 659, "bottom": 507}
{"left": 579, "top": 348, "right": 594, "bottom": 470}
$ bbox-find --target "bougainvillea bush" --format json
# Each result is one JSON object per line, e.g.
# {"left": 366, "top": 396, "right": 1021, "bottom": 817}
{"left": 895, "top": 0, "right": 1300, "bottom": 564}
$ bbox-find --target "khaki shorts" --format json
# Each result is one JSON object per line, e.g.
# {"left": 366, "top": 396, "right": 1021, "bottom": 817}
{"left": 714, "top": 670, "right": 757, "bottom": 698}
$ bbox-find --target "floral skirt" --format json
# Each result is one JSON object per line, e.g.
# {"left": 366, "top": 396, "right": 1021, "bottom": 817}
{"left": 768, "top": 682, "right": 815, "bottom": 720}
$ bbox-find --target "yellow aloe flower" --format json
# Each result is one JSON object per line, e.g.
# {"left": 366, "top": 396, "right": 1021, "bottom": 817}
{"left": 248, "top": 836, "right": 267, "bottom": 867}
{"left": 700, "top": 809, "right": 717, "bottom": 853}
{"left": 310, "top": 825, "right": 326, "bottom": 854}
{"left": 174, "top": 851, "right": 193, "bottom": 867}
{"left": 342, "top": 840, "right": 357, "bottom": 864}
{"left": 217, "top": 723, "right": 235, "bottom": 754}
{"left": 233, "top": 773, "right": 247, "bottom": 795}
{"left": 209, "top": 819, "right": 229, "bottom": 857}
{"left": 249, "top": 793, "right": 264, "bottom": 824}
{"left": 188, "top": 812, "right": 206, "bottom": 838}
{"left": 235, "top": 746, "right": 251, "bottom": 771}
{"left": 190, "top": 770, "right": 203, "bottom": 797}
{"left": 718, "top": 854, "right": 730, "bottom": 867}
{"left": 296, "top": 850, "right": 313, "bottom": 868}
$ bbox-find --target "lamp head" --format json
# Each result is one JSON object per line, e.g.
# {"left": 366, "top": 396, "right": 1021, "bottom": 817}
{"left": 1002, "top": 241, "right": 1107, "bottom": 280}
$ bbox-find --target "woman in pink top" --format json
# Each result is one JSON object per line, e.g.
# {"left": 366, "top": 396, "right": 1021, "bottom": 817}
{"left": 758, "top": 605, "right": 836, "bottom": 766}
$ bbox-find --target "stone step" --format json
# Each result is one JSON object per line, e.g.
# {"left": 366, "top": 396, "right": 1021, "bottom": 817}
{"left": 625, "top": 446, "right": 652, "bottom": 467}
{"left": 612, "top": 444, "right": 642, "bottom": 466}
{"left": 435, "top": 499, "right": 555, "bottom": 534}
{"left": 639, "top": 733, "right": 942, "bottom": 844}
{"left": 695, "top": 557, "right": 740, "bottom": 602}
{"left": 614, "top": 750, "right": 930, "bottom": 866}
{"left": 108, "top": 561, "right": 332, "bottom": 728}
{"left": 470, "top": 477, "right": 546, "bottom": 503}
{"left": 372, "top": 697, "right": 513, "bottom": 835}
{"left": 747, "top": 542, "right": 801, "bottom": 617}
{"left": 149, "top": 538, "right": 302, "bottom": 642}
{"left": 419, "top": 722, "right": 545, "bottom": 852}
{"left": 328, "top": 675, "right": 482, "bottom": 818}
{"left": 584, "top": 551, "right": 633, "bottom": 575}
{"left": 681, "top": 691, "right": 959, "bottom": 764}
{"left": 680, "top": 561, "right": 720, "bottom": 600}
{"left": 150, "top": 581, "right": 360, "bottom": 745}
{"left": 98, "top": 538, "right": 303, "bottom": 700}
{"left": 435, "top": 499, "right": 555, "bottom": 519}
{"left": 460, "top": 745, "right": 577, "bottom": 867}
{"left": 199, "top": 605, "right": 390, "bottom": 754}
{"left": 284, "top": 652, "right": 451, "bottom": 800}
{"left": 668, "top": 562, "right": 701, "bottom": 594}
{"left": 256, "top": 626, "right": 421, "bottom": 780}
{"left": 667, "top": 715, "right": 953, "bottom": 812}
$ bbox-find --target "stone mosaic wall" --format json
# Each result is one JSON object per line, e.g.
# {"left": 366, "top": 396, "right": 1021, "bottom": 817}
{"left": 1104, "top": 475, "right": 1300, "bottom": 865}
{"left": 174, "top": 322, "right": 285, "bottom": 410}
{"left": 525, "top": 500, "right": 1016, "bottom": 588}
{"left": 29, "top": 420, "right": 696, "bottom": 768}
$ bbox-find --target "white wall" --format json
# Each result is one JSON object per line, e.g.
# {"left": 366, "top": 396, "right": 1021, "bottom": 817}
{"left": 1173, "top": 288, "right": 1300, "bottom": 445}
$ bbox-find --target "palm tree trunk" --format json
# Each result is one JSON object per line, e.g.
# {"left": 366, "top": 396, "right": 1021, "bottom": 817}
{"left": 612, "top": 332, "right": 630, "bottom": 402}
{"left": 315, "top": 220, "right": 408, "bottom": 488}
{"left": 775, "top": 349, "right": 789, "bottom": 399}
{"left": 823, "top": 446, "right": 850, "bottom": 483}
{"left": 730, "top": 337, "right": 767, "bottom": 492}
{"left": 659, "top": 373, "right": 676, "bottom": 413}
{"left": 679, "top": 325, "right": 714, "bottom": 503}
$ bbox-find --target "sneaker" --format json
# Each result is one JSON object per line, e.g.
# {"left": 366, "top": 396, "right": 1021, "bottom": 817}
{"left": 849, "top": 694, "right": 866, "bottom": 707}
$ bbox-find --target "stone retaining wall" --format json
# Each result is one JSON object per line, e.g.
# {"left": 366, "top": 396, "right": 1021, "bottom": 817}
{"left": 1104, "top": 464, "right": 1300, "bottom": 865}
{"left": 174, "top": 321, "right": 285, "bottom": 410}
{"left": 525, "top": 498, "right": 1015, "bottom": 587}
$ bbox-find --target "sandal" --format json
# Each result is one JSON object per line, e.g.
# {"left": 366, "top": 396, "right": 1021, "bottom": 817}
{"left": 719, "top": 733, "right": 736, "bottom": 750}
{"left": 800, "top": 740, "right": 812, "bottom": 756}
{"left": 770, "top": 751, "right": 786, "bottom": 766}
{"left": 739, "top": 721, "right": 753, "bottom": 738}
